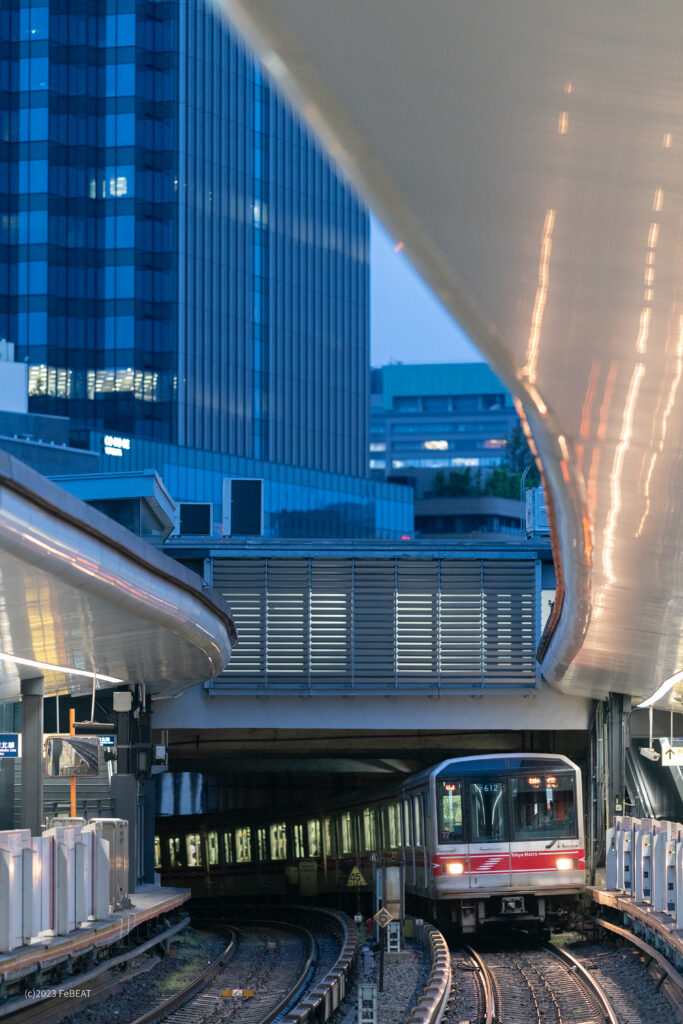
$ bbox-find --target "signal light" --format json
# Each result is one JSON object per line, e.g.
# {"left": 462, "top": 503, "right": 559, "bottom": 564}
{"left": 445, "top": 861, "right": 465, "bottom": 875}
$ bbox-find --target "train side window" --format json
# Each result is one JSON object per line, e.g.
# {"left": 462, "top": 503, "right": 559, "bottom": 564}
{"left": 469, "top": 780, "right": 508, "bottom": 842}
{"left": 154, "top": 836, "right": 161, "bottom": 870}
{"left": 169, "top": 837, "right": 183, "bottom": 868}
{"left": 363, "top": 808, "right": 377, "bottom": 851}
{"left": 403, "top": 798, "right": 412, "bottom": 846}
{"left": 257, "top": 827, "right": 267, "bottom": 861}
{"left": 207, "top": 831, "right": 219, "bottom": 865}
{"left": 235, "top": 826, "right": 252, "bottom": 862}
{"left": 387, "top": 803, "right": 400, "bottom": 848}
{"left": 270, "top": 822, "right": 287, "bottom": 860}
{"left": 413, "top": 796, "right": 423, "bottom": 846}
{"left": 438, "top": 779, "right": 463, "bottom": 842}
{"left": 340, "top": 812, "right": 354, "bottom": 853}
{"left": 186, "top": 833, "right": 202, "bottom": 867}
{"left": 223, "top": 831, "right": 234, "bottom": 864}
{"left": 292, "top": 823, "right": 305, "bottom": 858}
{"left": 511, "top": 773, "right": 577, "bottom": 839}
{"left": 308, "top": 819, "right": 321, "bottom": 856}
{"left": 323, "top": 817, "right": 335, "bottom": 856}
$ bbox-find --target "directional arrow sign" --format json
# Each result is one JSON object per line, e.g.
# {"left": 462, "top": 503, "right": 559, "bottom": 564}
{"left": 373, "top": 907, "right": 394, "bottom": 929}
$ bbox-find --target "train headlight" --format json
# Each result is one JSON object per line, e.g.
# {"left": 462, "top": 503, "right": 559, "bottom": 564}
{"left": 445, "top": 861, "right": 465, "bottom": 875}
{"left": 556, "top": 857, "right": 575, "bottom": 870}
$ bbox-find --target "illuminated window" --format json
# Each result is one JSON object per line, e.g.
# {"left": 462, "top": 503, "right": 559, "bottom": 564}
{"left": 363, "top": 808, "right": 377, "bottom": 851}
{"left": 270, "top": 822, "right": 287, "bottom": 860}
{"left": 340, "top": 812, "right": 354, "bottom": 854}
{"left": 386, "top": 803, "right": 401, "bottom": 848}
{"left": 413, "top": 796, "right": 423, "bottom": 846}
{"left": 235, "top": 827, "right": 252, "bottom": 862}
{"left": 257, "top": 827, "right": 267, "bottom": 861}
{"left": 293, "top": 823, "right": 305, "bottom": 858}
{"left": 308, "top": 820, "right": 321, "bottom": 856}
{"left": 323, "top": 817, "right": 334, "bottom": 856}
{"left": 154, "top": 836, "right": 161, "bottom": 869}
{"left": 168, "top": 837, "right": 182, "bottom": 868}
{"left": 369, "top": 442, "right": 386, "bottom": 452}
{"left": 207, "top": 831, "right": 219, "bottom": 865}
{"left": 186, "top": 833, "right": 202, "bottom": 867}
{"left": 403, "top": 798, "right": 412, "bottom": 846}
{"left": 423, "top": 440, "right": 448, "bottom": 451}
{"left": 223, "top": 831, "right": 233, "bottom": 863}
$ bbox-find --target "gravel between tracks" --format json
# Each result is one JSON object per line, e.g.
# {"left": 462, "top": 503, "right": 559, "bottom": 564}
{"left": 332, "top": 941, "right": 431, "bottom": 1024}
{"left": 564, "top": 940, "right": 679, "bottom": 1024}
{"left": 55, "top": 927, "right": 227, "bottom": 1024}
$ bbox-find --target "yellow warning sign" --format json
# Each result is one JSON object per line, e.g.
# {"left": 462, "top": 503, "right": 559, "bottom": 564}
{"left": 347, "top": 866, "right": 367, "bottom": 887}
{"left": 222, "top": 990, "right": 254, "bottom": 998}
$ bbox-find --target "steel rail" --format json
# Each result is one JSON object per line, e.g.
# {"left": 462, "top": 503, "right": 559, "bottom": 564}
{"left": 544, "top": 943, "right": 619, "bottom": 1024}
{"left": 463, "top": 946, "right": 495, "bottom": 1024}
{"left": 129, "top": 930, "right": 237, "bottom": 1024}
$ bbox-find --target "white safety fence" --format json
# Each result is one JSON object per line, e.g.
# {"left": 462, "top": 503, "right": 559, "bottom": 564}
{"left": 0, "top": 819, "right": 128, "bottom": 953}
{"left": 606, "top": 816, "right": 683, "bottom": 924}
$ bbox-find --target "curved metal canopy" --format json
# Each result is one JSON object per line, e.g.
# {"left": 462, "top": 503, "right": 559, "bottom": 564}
{"left": 220, "top": 0, "right": 683, "bottom": 709}
{"left": 0, "top": 452, "right": 236, "bottom": 701}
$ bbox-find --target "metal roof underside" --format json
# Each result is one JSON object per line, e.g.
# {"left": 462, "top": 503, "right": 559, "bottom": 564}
{"left": 220, "top": 0, "right": 683, "bottom": 708}
{"left": 0, "top": 453, "right": 235, "bottom": 702}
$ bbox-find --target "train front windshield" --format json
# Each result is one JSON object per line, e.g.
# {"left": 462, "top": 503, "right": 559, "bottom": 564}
{"left": 511, "top": 772, "right": 577, "bottom": 838}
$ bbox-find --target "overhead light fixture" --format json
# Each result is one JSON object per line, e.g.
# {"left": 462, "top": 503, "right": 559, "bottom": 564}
{"left": 0, "top": 651, "right": 123, "bottom": 685}
{"left": 637, "top": 669, "right": 683, "bottom": 709}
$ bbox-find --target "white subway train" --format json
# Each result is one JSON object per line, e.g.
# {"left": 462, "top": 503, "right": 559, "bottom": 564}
{"left": 156, "top": 753, "right": 584, "bottom": 935}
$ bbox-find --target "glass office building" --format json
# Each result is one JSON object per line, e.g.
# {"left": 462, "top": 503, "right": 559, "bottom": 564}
{"left": 2, "top": 0, "right": 368, "bottom": 479}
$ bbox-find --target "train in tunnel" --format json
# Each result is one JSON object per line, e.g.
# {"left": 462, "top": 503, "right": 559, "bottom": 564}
{"left": 155, "top": 752, "right": 584, "bottom": 935}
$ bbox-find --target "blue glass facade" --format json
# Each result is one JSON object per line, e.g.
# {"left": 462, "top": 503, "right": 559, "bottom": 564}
{"left": 73, "top": 429, "right": 413, "bottom": 539}
{"left": 2, "top": 0, "right": 369, "bottom": 478}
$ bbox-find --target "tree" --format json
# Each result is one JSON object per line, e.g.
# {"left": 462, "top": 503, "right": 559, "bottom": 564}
{"left": 505, "top": 422, "right": 540, "bottom": 486}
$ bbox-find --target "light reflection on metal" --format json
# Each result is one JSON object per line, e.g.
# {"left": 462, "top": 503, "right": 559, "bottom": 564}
{"left": 637, "top": 669, "right": 683, "bottom": 709}
{"left": 0, "top": 651, "right": 123, "bottom": 684}
{"left": 521, "top": 208, "right": 556, "bottom": 385}
{"left": 558, "top": 111, "right": 568, "bottom": 135}
{"left": 635, "top": 314, "right": 683, "bottom": 539}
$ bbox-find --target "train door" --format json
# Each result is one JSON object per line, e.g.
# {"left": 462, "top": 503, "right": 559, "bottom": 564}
{"left": 466, "top": 777, "right": 512, "bottom": 889}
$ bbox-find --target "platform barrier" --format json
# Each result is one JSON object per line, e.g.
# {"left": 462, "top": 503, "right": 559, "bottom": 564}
{"left": 595, "top": 815, "right": 683, "bottom": 971}
{"left": 0, "top": 820, "right": 125, "bottom": 953}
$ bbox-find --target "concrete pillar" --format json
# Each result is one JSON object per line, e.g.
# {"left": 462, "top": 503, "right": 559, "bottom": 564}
{"left": 20, "top": 676, "right": 44, "bottom": 835}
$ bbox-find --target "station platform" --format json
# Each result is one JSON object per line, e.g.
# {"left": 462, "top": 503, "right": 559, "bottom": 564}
{"left": 0, "top": 885, "right": 190, "bottom": 991}
{"left": 588, "top": 886, "right": 683, "bottom": 961}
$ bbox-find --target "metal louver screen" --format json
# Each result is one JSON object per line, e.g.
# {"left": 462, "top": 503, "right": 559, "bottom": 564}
{"left": 211, "top": 556, "right": 539, "bottom": 693}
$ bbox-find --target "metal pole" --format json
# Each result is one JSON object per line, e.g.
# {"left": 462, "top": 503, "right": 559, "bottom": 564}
{"left": 69, "top": 708, "right": 76, "bottom": 818}
{"left": 20, "top": 676, "right": 44, "bottom": 835}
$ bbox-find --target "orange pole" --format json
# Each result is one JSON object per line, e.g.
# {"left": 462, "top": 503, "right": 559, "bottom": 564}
{"left": 69, "top": 708, "right": 76, "bottom": 818}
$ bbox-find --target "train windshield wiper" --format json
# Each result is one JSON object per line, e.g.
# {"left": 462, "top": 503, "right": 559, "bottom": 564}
{"left": 545, "top": 838, "right": 558, "bottom": 849}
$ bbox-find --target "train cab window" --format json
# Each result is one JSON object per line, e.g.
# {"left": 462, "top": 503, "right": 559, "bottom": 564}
{"left": 235, "top": 827, "right": 252, "bottom": 862}
{"left": 340, "top": 812, "right": 354, "bottom": 854}
{"left": 223, "top": 831, "right": 234, "bottom": 864}
{"left": 207, "top": 831, "right": 219, "bottom": 865}
{"left": 363, "top": 808, "right": 377, "bottom": 851}
{"left": 323, "top": 817, "right": 335, "bottom": 857}
{"left": 413, "top": 796, "right": 423, "bottom": 846}
{"left": 186, "top": 833, "right": 203, "bottom": 867}
{"left": 403, "top": 798, "right": 412, "bottom": 846}
{"left": 438, "top": 779, "right": 463, "bottom": 842}
{"left": 270, "top": 822, "right": 287, "bottom": 860}
{"left": 168, "top": 837, "right": 183, "bottom": 868}
{"left": 154, "top": 836, "right": 161, "bottom": 870}
{"left": 386, "top": 803, "right": 400, "bottom": 848}
{"left": 293, "top": 823, "right": 305, "bottom": 858}
{"left": 308, "top": 819, "right": 321, "bottom": 856}
{"left": 511, "top": 773, "right": 577, "bottom": 839}
{"left": 469, "top": 780, "right": 508, "bottom": 842}
{"left": 257, "top": 827, "right": 267, "bottom": 861}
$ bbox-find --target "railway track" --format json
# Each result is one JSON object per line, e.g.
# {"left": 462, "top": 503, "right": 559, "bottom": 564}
{"left": 444, "top": 943, "right": 619, "bottom": 1024}
{"left": 131, "top": 922, "right": 317, "bottom": 1024}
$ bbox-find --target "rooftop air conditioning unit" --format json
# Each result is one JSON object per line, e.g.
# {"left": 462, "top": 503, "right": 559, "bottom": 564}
{"left": 175, "top": 501, "right": 213, "bottom": 537}
{"left": 222, "top": 478, "right": 263, "bottom": 536}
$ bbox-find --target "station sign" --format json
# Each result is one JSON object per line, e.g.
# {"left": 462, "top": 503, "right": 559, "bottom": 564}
{"left": 0, "top": 734, "right": 20, "bottom": 758}
{"left": 99, "top": 735, "right": 116, "bottom": 748}
{"left": 660, "top": 739, "right": 683, "bottom": 765}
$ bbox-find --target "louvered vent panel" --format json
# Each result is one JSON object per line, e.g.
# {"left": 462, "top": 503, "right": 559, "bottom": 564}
{"left": 310, "top": 560, "right": 352, "bottom": 684}
{"left": 483, "top": 561, "right": 537, "bottom": 684}
{"left": 212, "top": 559, "right": 266, "bottom": 680}
{"left": 396, "top": 560, "right": 438, "bottom": 683}
{"left": 266, "top": 560, "right": 308, "bottom": 682}
{"left": 439, "top": 561, "right": 483, "bottom": 685}
{"left": 353, "top": 560, "right": 396, "bottom": 686}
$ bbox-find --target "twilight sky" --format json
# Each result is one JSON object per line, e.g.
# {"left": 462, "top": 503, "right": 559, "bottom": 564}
{"left": 370, "top": 215, "right": 482, "bottom": 368}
